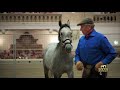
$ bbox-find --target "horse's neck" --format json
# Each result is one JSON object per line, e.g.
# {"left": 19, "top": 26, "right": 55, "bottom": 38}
{"left": 53, "top": 44, "right": 69, "bottom": 64}
{"left": 57, "top": 43, "right": 69, "bottom": 56}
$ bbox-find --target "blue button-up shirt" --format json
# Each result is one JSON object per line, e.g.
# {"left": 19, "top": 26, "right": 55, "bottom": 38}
{"left": 75, "top": 29, "right": 117, "bottom": 65}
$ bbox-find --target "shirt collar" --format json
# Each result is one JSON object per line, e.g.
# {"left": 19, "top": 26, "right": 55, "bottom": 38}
{"left": 89, "top": 29, "right": 96, "bottom": 37}
{"left": 85, "top": 29, "right": 96, "bottom": 39}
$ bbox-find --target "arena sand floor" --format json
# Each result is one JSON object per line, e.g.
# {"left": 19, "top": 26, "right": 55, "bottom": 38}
{"left": 0, "top": 58, "right": 120, "bottom": 78}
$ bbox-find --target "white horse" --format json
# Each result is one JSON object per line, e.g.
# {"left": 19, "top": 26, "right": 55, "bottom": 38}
{"left": 43, "top": 20, "right": 74, "bottom": 78}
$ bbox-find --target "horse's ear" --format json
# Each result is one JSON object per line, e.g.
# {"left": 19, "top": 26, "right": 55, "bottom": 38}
{"left": 67, "top": 20, "right": 70, "bottom": 26}
{"left": 59, "top": 20, "right": 62, "bottom": 27}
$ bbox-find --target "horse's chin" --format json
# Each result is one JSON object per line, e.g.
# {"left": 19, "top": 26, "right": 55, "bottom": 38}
{"left": 65, "top": 50, "right": 71, "bottom": 53}
{"left": 65, "top": 44, "right": 72, "bottom": 53}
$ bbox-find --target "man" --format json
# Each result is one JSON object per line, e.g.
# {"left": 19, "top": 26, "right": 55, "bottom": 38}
{"left": 75, "top": 18, "right": 117, "bottom": 78}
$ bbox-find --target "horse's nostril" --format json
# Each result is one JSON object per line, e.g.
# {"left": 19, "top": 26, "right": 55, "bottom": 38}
{"left": 65, "top": 44, "right": 72, "bottom": 53}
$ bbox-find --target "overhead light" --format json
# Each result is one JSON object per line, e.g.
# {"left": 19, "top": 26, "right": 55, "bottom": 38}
{"left": 114, "top": 40, "right": 119, "bottom": 45}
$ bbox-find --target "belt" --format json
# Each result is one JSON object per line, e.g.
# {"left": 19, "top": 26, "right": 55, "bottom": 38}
{"left": 86, "top": 65, "right": 92, "bottom": 69}
{"left": 82, "top": 62, "right": 93, "bottom": 69}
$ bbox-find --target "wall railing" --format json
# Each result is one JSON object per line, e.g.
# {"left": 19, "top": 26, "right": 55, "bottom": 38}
{"left": 0, "top": 13, "right": 62, "bottom": 22}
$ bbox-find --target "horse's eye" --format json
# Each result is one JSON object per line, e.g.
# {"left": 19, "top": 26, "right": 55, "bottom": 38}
{"left": 71, "top": 33, "right": 72, "bottom": 37}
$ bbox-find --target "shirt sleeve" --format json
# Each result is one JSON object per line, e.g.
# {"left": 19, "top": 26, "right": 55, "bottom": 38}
{"left": 100, "top": 36, "right": 117, "bottom": 64}
{"left": 74, "top": 39, "right": 81, "bottom": 64}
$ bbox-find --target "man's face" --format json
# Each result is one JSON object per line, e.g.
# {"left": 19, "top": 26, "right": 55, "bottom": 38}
{"left": 80, "top": 24, "right": 91, "bottom": 35}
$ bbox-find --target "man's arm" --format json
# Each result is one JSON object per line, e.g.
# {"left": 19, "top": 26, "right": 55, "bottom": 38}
{"left": 74, "top": 39, "right": 84, "bottom": 71}
{"left": 100, "top": 36, "right": 117, "bottom": 64}
{"left": 74, "top": 39, "right": 81, "bottom": 64}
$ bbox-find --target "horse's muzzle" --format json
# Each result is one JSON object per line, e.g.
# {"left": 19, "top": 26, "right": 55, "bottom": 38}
{"left": 65, "top": 43, "right": 72, "bottom": 53}
{"left": 62, "top": 39, "right": 72, "bottom": 53}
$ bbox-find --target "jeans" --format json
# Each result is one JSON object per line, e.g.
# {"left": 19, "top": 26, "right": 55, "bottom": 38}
{"left": 82, "top": 63, "right": 107, "bottom": 78}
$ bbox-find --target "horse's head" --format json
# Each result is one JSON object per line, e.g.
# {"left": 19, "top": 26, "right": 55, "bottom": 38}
{"left": 58, "top": 20, "right": 73, "bottom": 53}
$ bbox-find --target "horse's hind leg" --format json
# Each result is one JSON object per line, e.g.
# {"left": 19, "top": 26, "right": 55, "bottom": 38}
{"left": 67, "top": 71, "right": 74, "bottom": 78}
{"left": 43, "top": 65, "right": 49, "bottom": 78}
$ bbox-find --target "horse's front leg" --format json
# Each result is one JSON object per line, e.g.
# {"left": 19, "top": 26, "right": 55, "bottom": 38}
{"left": 48, "top": 70, "right": 54, "bottom": 78}
{"left": 67, "top": 71, "right": 74, "bottom": 78}
{"left": 54, "top": 74, "right": 62, "bottom": 78}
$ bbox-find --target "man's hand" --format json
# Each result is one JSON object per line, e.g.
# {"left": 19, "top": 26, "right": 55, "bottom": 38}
{"left": 95, "top": 61, "right": 103, "bottom": 72}
{"left": 76, "top": 61, "right": 84, "bottom": 71}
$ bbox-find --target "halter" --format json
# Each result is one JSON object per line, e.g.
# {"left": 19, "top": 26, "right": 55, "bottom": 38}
{"left": 58, "top": 24, "right": 73, "bottom": 53}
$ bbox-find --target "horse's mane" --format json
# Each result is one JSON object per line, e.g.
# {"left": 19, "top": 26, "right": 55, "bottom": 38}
{"left": 59, "top": 24, "right": 70, "bottom": 31}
